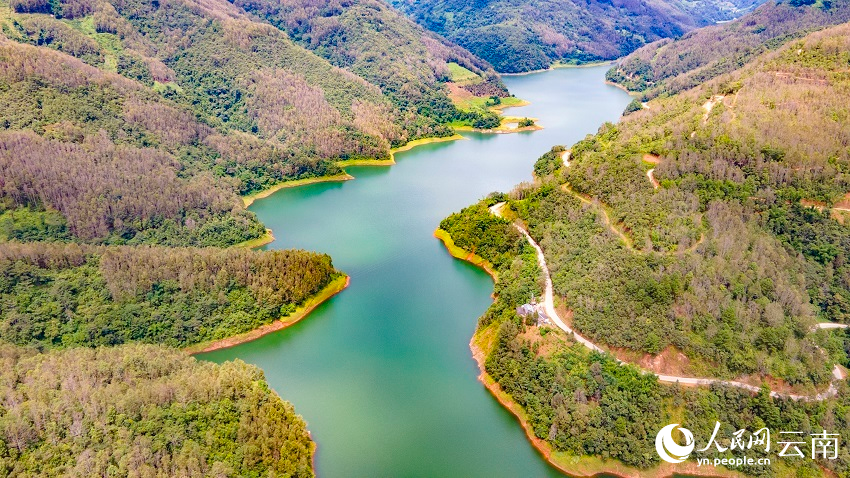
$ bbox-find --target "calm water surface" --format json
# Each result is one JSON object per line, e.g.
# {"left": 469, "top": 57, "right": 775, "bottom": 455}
{"left": 201, "top": 66, "right": 631, "bottom": 477}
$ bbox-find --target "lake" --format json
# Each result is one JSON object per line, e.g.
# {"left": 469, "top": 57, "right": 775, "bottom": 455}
{"left": 200, "top": 65, "right": 631, "bottom": 477}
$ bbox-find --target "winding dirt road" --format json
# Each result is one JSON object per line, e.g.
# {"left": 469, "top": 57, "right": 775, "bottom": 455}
{"left": 488, "top": 202, "right": 847, "bottom": 401}
{"left": 647, "top": 168, "right": 659, "bottom": 189}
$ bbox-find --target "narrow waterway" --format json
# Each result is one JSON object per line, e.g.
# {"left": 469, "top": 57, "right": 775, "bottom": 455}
{"left": 201, "top": 65, "right": 631, "bottom": 477}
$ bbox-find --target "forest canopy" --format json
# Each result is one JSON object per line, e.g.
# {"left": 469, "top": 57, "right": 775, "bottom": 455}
{"left": 0, "top": 343, "right": 315, "bottom": 477}
{"left": 391, "top": 0, "right": 764, "bottom": 73}
{"left": 440, "top": 20, "right": 850, "bottom": 475}
{"left": 0, "top": 241, "right": 339, "bottom": 350}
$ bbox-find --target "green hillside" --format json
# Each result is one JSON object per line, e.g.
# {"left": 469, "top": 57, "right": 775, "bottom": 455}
{"left": 441, "top": 19, "right": 850, "bottom": 477}
{"left": 0, "top": 343, "right": 315, "bottom": 477}
{"left": 570, "top": 20, "right": 850, "bottom": 383}
{"left": 0, "top": 242, "right": 339, "bottom": 350}
{"left": 391, "top": 0, "right": 765, "bottom": 73}
{"left": 608, "top": 0, "right": 850, "bottom": 98}
{"left": 227, "top": 0, "right": 510, "bottom": 136}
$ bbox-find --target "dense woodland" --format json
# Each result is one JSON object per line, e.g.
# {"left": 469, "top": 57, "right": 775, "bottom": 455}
{"left": 441, "top": 17, "right": 850, "bottom": 476}
{"left": 0, "top": 343, "right": 315, "bottom": 477}
{"left": 0, "top": 0, "right": 512, "bottom": 243}
{"left": 0, "top": 0, "right": 516, "bottom": 470}
{"left": 487, "top": 314, "right": 850, "bottom": 475}
{"left": 571, "top": 21, "right": 850, "bottom": 323}
{"left": 608, "top": 0, "right": 850, "bottom": 98}
{"left": 0, "top": 241, "right": 338, "bottom": 349}
{"left": 391, "top": 0, "right": 763, "bottom": 73}
{"left": 225, "top": 0, "right": 509, "bottom": 135}
{"left": 446, "top": 193, "right": 850, "bottom": 475}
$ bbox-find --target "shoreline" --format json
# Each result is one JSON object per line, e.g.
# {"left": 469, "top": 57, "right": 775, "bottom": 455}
{"left": 455, "top": 117, "right": 543, "bottom": 134}
{"left": 241, "top": 136, "right": 467, "bottom": 208}
{"left": 436, "top": 225, "right": 741, "bottom": 478}
{"left": 243, "top": 173, "right": 354, "bottom": 207}
{"left": 434, "top": 228, "right": 498, "bottom": 282}
{"left": 234, "top": 228, "right": 275, "bottom": 249}
{"left": 605, "top": 80, "right": 638, "bottom": 95}
{"left": 490, "top": 99, "right": 531, "bottom": 111}
{"left": 336, "top": 158, "right": 396, "bottom": 168}
{"left": 501, "top": 60, "right": 616, "bottom": 76}
{"left": 390, "top": 134, "right": 466, "bottom": 157}
{"left": 186, "top": 275, "right": 350, "bottom": 354}
{"left": 469, "top": 340, "right": 740, "bottom": 478}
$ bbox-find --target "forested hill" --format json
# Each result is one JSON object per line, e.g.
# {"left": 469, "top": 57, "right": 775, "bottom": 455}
{"left": 608, "top": 0, "right": 850, "bottom": 98}
{"left": 0, "top": 0, "right": 510, "bottom": 246}
{"left": 390, "top": 0, "right": 765, "bottom": 73}
{"left": 0, "top": 242, "right": 340, "bottom": 350}
{"left": 225, "top": 0, "right": 510, "bottom": 130}
{"left": 439, "top": 21, "right": 850, "bottom": 475}
{"left": 0, "top": 0, "right": 506, "bottom": 189}
{"left": 0, "top": 343, "right": 315, "bottom": 477}
{"left": 553, "top": 20, "right": 850, "bottom": 386}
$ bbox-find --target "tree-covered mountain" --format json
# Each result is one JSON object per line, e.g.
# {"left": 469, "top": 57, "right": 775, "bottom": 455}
{"left": 0, "top": 242, "right": 340, "bottom": 350}
{"left": 391, "top": 0, "right": 765, "bottom": 73}
{"left": 0, "top": 0, "right": 510, "bottom": 246}
{"left": 225, "top": 0, "right": 510, "bottom": 131}
{"left": 0, "top": 343, "right": 315, "bottom": 477}
{"left": 567, "top": 18, "right": 850, "bottom": 384}
{"left": 0, "top": 0, "right": 473, "bottom": 469}
{"left": 608, "top": 0, "right": 850, "bottom": 98}
{"left": 441, "top": 17, "right": 850, "bottom": 477}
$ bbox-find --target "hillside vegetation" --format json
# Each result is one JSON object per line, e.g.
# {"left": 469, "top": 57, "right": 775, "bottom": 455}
{"left": 442, "top": 19, "right": 850, "bottom": 476}
{"left": 444, "top": 196, "right": 850, "bottom": 476}
{"left": 0, "top": 241, "right": 339, "bottom": 350}
{"left": 391, "top": 0, "right": 764, "bottom": 73}
{"left": 0, "top": 0, "right": 509, "bottom": 242}
{"left": 563, "top": 21, "right": 850, "bottom": 382}
{"left": 0, "top": 343, "right": 315, "bottom": 477}
{"left": 226, "top": 0, "right": 509, "bottom": 134}
{"left": 608, "top": 0, "right": 850, "bottom": 98}
{"left": 0, "top": 0, "right": 434, "bottom": 469}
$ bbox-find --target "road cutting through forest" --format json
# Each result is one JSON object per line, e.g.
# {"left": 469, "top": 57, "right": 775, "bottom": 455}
{"left": 488, "top": 201, "right": 847, "bottom": 401}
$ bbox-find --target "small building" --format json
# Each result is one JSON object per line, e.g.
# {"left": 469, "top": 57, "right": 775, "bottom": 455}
{"left": 517, "top": 303, "right": 551, "bottom": 327}
{"left": 536, "top": 309, "right": 551, "bottom": 327}
{"left": 516, "top": 303, "right": 536, "bottom": 317}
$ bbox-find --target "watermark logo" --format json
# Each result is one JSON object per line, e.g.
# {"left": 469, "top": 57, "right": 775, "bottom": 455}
{"left": 655, "top": 424, "right": 695, "bottom": 463}
{"left": 654, "top": 422, "right": 841, "bottom": 468}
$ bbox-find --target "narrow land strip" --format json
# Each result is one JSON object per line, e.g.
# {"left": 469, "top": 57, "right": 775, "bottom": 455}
{"left": 243, "top": 173, "right": 355, "bottom": 207}
{"left": 186, "top": 275, "right": 350, "bottom": 354}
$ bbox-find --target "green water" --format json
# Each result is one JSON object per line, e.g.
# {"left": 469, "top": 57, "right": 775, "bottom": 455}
{"left": 201, "top": 65, "right": 631, "bottom": 477}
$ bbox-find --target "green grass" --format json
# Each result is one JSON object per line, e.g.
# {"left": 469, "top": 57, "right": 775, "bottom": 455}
{"left": 0, "top": 0, "right": 24, "bottom": 40}
{"left": 447, "top": 62, "right": 480, "bottom": 82}
{"left": 434, "top": 228, "right": 498, "bottom": 280}
{"left": 453, "top": 94, "right": 528, "bottom": 112}
{"left": 153, "top": 81, "right": 184, "bottom": 94}
{"left": 65, "top": 16, "right": 124, "bottom": 73}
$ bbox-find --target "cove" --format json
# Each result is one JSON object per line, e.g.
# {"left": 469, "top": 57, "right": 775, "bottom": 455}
{"left": 200, "top": 65, "right": 632, "bottom": 477}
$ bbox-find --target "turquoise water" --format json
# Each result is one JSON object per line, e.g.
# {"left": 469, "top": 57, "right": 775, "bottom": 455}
{"left": 201, "top": 65, "right": 631, "bottom": 477}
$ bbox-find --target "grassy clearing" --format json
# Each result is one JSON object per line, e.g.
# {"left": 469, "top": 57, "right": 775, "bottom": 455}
{"left": 64, "top": 16, "right": 124, "bottom": 73}
{"left": 452, "top": 93, "right": 528, "bottom": 112}
{"left": 447, "top": 62, "right": 480, "bottom": 82}
{"left": 454, "top": 116, "right": 542, "bottom": 134}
